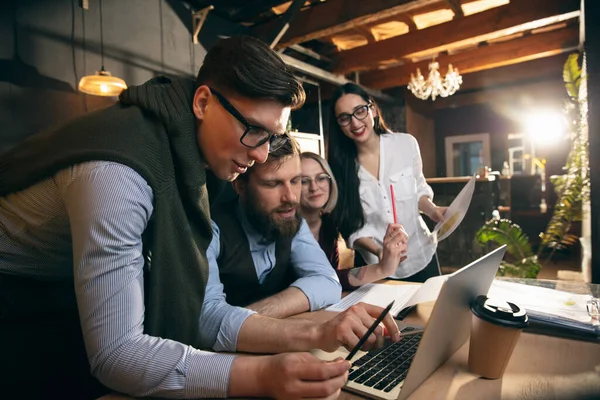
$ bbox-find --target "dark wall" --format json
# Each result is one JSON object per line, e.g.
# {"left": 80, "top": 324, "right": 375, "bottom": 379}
{"left": 435, "top": 103, "right": 515, "bottom": 176}
{"left": 1, "top": 0, "right": 244, "bottom": 154}
{"left": 434, "top": 91, "right": 570, "bottom": 182}
{"left": 585, "top": 0, "right": 600, "bottom": 283}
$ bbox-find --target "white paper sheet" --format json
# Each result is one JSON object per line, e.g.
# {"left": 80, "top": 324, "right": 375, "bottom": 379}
{"left": 488, "top": 280, "right": 594, "bottom": 324}
{"left": 432, "top": 175, "right": 477, "bottom": 242}
{"left": 326, "top": 284, "right": 420, "bottom": 316}
{"left": 402, "top": 275, "right": 448, "bottom": 308}
{"left": 326, "top": 274, "right": 449, "bottom": 316}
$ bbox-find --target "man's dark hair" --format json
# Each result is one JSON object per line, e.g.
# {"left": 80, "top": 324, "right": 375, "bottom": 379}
{"left": 237, "top": 133, "right": 301, "bottom": 182}
{"left": 196, "top": 36, "right": 305, "bottom": 110}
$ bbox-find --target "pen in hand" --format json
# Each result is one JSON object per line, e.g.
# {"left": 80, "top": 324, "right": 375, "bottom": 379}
{"left": 346, "top": 301, "right": 395, "bottom": 361}
{"left": 390, "top": 184, "right": 398, "bottom": 223}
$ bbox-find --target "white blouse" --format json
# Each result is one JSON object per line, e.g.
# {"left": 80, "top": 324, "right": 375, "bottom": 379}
{"left": 348, "top": 133, "right": 436, "bottom": 278}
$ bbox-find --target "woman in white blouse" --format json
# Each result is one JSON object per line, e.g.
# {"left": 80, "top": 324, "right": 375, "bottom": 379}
{"left": 327, "top": 83, "right": 447, "bottom": 282}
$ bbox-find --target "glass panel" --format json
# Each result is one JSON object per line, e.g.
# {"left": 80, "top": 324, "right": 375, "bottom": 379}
{"left": 452, "top": 141, "right": 483, "bottom": 176}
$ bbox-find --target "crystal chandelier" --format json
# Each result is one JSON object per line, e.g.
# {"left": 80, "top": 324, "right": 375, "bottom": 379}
{"left": 407, "top": 61, "right": 462, "bottom": 101}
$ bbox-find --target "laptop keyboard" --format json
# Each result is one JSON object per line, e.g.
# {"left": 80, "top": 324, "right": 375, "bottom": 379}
{"left": 348, "top": 332, "right": 423, "bottom": 393}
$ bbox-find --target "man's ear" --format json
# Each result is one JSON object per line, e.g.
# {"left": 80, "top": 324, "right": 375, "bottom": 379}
{"left": 193, "top": 85, "right": 211, "bottom": 121}
{"left": 232, "top": 178, "right": 246, "bottom": 197}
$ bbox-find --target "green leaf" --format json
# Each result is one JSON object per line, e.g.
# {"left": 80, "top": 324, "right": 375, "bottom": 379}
{"left": 475, "top": 219, "right": 541, "bottom": 278}
{"left": 563, "top": 53, "right": 581, "bottom": 99}
{"left": 540, "top": 51, "right": 589, "bottom": 257}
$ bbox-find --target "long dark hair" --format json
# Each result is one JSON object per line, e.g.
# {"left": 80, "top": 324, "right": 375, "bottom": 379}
{"left": 327, "top": 83, "right": 390, "bottom": 240}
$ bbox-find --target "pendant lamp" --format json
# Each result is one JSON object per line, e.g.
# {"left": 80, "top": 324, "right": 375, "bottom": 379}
{"left": 78, "top": 0, "right": 127, "bottom": 96}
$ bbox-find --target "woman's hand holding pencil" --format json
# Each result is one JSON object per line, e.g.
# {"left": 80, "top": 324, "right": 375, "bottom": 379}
{"left": 378, "top": 223, "right": 408, "bottom": 274}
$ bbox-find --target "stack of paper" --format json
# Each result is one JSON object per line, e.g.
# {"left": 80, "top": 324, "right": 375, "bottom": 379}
{"left": 326, "top": 275, "right": 448, "bottom": 317}
{"left": 488, "top": 280, "right": 599, "bottom": 341}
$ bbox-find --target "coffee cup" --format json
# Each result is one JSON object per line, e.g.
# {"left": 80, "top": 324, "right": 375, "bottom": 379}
{"left": 468, "top": 295, "right": 528, "bottom": 379}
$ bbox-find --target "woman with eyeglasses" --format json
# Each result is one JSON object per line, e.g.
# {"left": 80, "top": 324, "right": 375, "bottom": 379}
{"left": 300, "top": 152, "right": 408, "bottom": 290}
{"left": 327, "top": 83, "right": 447, "bottom": 283}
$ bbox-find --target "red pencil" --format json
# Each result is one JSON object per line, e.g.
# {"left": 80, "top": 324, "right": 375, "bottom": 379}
{"left": 389, "top": 184, "right": 398, "bottom": 223}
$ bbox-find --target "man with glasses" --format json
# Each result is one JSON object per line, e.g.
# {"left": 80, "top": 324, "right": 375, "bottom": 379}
{"left": 209, "top": 134, "right": 341, "bottom": 320}
{"left": 0, "top": 36, "right": 400, "bottom": 399}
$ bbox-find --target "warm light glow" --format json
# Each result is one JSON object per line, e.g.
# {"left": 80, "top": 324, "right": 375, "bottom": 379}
{"left": 78, "top": 69, "right": 127, "bottom": 97}
{"left": 462, "top": 0, "right": 510, "bottom": 17}
{"left": 331, "top": 33, "right": 368, "bottom": 51}
{"left": 407, "top": 61, "right": 462, "bottom": 101}
{"left": 371, "top": 21, "right": 410, "bottom": 41}
{"left": 525, "top": 111, "right": 566, "bottom": 145}
{"left": 412, "top": 9, "right": 455, "bottom": 30}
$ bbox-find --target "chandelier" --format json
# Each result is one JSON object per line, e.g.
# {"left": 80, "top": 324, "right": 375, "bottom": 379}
{"left": 408, "top": 61, "right": 462, "bottom": 101}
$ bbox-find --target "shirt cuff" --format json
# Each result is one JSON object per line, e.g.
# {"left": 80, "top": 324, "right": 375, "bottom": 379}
{"left": 184, "top": 348, "right": 236, "bottom": 398}
{"left": 291, "top": 277, "right": 342, "bottom": 311}
{"left": 213, "top": 307, "right": 256, "bottom": 352}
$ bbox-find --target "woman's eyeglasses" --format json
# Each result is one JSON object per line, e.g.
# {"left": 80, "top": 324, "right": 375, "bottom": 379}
{"left": 336, "top": 103, "right": 372, "bottom": 127}
{"left": 301, "top": 173, "right": 331, "bottom": 189}
{"left": 210, "top": 87, "right": 289, "bottom": 153}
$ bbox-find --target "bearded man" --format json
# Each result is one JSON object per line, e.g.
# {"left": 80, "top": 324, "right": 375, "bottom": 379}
{"left": 209, "top": 134, "right": 342, "bottom": 320}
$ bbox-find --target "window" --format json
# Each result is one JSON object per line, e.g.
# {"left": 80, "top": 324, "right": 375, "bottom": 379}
{"left": 445, "top": 133, "right": 491, "bottom": 177}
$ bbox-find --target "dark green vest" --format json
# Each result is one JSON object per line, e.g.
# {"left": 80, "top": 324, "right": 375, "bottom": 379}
{"left": 211, "top": 199, "right": 296, "bottom": 307}
{"left": 0, "top": 77, "right": 211, "bottom": 346}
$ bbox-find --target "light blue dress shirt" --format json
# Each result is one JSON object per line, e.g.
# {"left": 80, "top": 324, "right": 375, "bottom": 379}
{"left": 207, "top": 200, "right": 342, "bottom": 345}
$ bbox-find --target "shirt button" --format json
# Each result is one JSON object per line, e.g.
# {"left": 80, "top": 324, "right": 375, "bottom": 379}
{"left": 383, "top": 196, "right": 387, "bottom": 199}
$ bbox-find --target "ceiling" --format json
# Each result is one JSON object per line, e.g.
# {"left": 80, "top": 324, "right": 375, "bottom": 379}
{"left": 185, "top": 0, "right": 581, "bottom": 99}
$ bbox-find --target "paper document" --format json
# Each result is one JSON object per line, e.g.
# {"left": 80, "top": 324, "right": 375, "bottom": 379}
{"left": 432, "top": 175, "right": 476, "bottom": 242}
{"left": 488, "top": 280, "right": 595, "bottom": 324}
{"left": 326, "top": 275, "right": 448, "bottom": 317}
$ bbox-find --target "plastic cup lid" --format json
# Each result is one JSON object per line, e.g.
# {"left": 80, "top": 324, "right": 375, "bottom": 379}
{"left": 471, "top": 295, "right": 528, "bottom": 329}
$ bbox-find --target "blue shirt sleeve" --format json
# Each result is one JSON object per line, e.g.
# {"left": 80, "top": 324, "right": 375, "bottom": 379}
{"left": 64, "top": 162, "right": 235, "bottom": 398}
{"left": 288, "top": 219, "right": 342, "bottom": 310}
{"left": 198, "top": 220, "right": 256, "bottom": 352}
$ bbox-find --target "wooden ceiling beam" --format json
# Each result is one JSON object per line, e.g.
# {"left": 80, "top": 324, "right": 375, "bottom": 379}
{"left": 253, "top": 0, "right": 443, "bottom": 49}
{"left": 334, "top": 0, "right": 580, "bottom": 74}
{"left": 445, "top": 0, "right": 464, "bottom": 18}
{"left": 353, "top": 26, "right": 377, "bottom": 44}
{"left": 402, "top": 16, "right": 418, "bottom": 32}
{"left": 458, "top": 53, "right": 567, "bottom": 91}
{"left": 433, "top": 79, "right": 566, "bottom": 109}
{"left": 360, "top": 26, "right": 579, "bottom": 89}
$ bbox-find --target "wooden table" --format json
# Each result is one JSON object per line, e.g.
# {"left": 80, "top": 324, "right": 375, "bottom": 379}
{"left": 101, "top": 281, "right": 600, "bottom": 400}
{"left": 295, "top": 300, "right": 600, "bottom": 400}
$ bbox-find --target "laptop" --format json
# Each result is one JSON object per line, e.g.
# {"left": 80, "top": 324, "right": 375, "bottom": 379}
{"left": 312, "top": 245, "right": 506, "bottom": 400}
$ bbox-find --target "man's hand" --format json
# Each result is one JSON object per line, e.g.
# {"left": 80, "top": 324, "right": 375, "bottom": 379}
{"left": 230, "top": 353, "right": 350, "bottom": 399}
{"left": 378, "top": 223, "right": 408, "bottom": 275}
{"left": 260, "top": 353, "right": 349, "bottom": 400}
{"left": 313, "top": 302, "right": 401, "bottom": 353}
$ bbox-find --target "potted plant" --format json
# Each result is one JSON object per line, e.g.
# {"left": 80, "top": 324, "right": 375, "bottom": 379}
{"left": 475, "top": 218, "right": 541, "bottom": 278}
{"left": 474, "top": 52, "right": 588, "bottom": 279}
{"left": 538, "top": 52, "right": 590, "bottom": 267}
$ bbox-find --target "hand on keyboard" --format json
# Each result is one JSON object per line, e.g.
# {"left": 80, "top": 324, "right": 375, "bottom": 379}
{"left": 314, "top": 302, "right": 402, "bottom": 353}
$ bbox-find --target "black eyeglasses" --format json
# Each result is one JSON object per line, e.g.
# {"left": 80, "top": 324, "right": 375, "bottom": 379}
{"left": 336, "top": 103, "right": 372, "bottom": 127}
{"left": 210, "top": 87, "right": 289, "bottom": 153}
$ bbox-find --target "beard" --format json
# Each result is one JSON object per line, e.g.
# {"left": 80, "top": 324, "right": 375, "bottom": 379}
{"left": 244, "top": 191, "right": 303, "bottom": 241}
